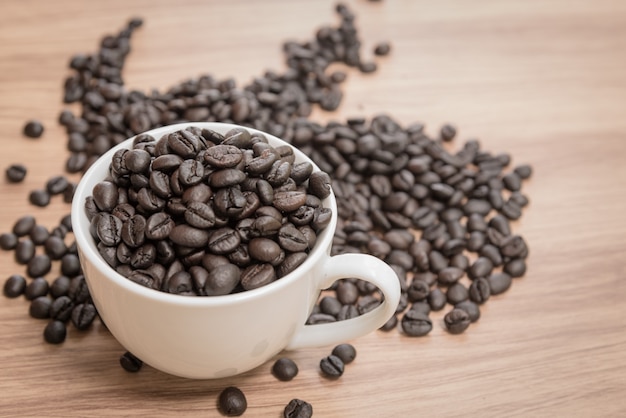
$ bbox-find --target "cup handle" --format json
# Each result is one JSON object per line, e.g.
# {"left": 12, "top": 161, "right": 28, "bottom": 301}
{"left": 285, "top": 253, "right": 401, "bottom": 350}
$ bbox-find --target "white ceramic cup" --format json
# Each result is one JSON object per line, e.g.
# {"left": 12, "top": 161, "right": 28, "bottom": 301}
{"left": 71, "top": 122, "right": 401, "bottom": 379}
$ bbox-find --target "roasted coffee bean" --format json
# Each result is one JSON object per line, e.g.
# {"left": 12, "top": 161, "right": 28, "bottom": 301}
{"left": 488, "top": 272, "right": 513, "bottom": 295}
{"left": 284, "top": 399, "right": 313, "bottom": 418}
{"left": 440, "top": 123, "right": 456, "bottom": 142}
{"left": 332, "top": 343, "right": 356, "bottom": 364}
{"left": 46, "top": 176, "right": 69, "bottom": 195}
{"left": 0, "top": 232, "right": 18, "bottom": 250}
{"left": 206, "top": 227, "right": 240, "bottom": 254}
{"left": 71, "top": 303, "right": 97, "bottom": 330}
{"left": 120, "top": 351, "right": 143, "bottom": 372}
{"left": 203, "top": 263, "right": 240, "bottom": 296}
{"left": 50, "top": 296, "right": 74, "bottom": 322}
{"left": 69, "top": 276, "right": 90, "bottom": 303}
{"left": 272, "top": 357, "right": 299, "bottom": 381}
{"left": 60, "top": 254, "right": 81, "bottom": 277}
{"left": 407, "top": 279, "right": 430, "bottom": 302}
{"left": 204, "top": 144, "right": 243, "bottom": 168}
{"left": 469, "top": 277, "right": 491, "bottom": 304}
{"left": 166, "top": 271, "right": 195, "bottom": 295}
{"left": 241, "top": 263, "right": 275, "bottom": 290}
{"left": 50, "top": 276, "right": 71, "bottom": 298}
{"left": 428, "top": 251, "right": 448, "bottom": 273}
{"left": 15, "top": 239, "right": 36, "bottom": 265}
{"left": 500, "top": 235, "right": 528, "bottom": 258}
{"left": 320, "top": 354, "right": 344, "bottom": 378}
{"left": 25, "top": 277, "right": 49, "bottom": 301}
{"left": 446, "top": 283, "right": 469, "bottom": 305}
{"left": 336, "top": 280, "right": 359, "bottom": 305}
{"left": 504, "top": 258, "right": 527, "bottom": 278}
{"left": 273, "top": 191, "right": 306, "bottom": 213}
{"left": 248, "top": 238, "right": 282, "bottom": 264}
{"left": 319, "top": 296, "right": 342, "bottom": 316}
{"left": 29, "top": 225, "right": 49, "bottom": 245}
{"left": 277, "top": 252, "right": 307, "bottom": 277}
{"left": 27, "top": 254, "right": 52, "bottom": 278}
{"left": 374, "top": 41, "right": 391, "bottom": 56}
{"left": 169, "top": 224, "right": 210, "bottom": 248}
{"left": 427, "top": 287, "right": 447, "bottom": 311}
{"left": 468, "top": 257, "right": 494, "bottom": 280}
{"left": 444, "top": 308, "right": 471, "bottom": 334}
{"left": 308, "top": 171, "right": 332, "bottom": 199}
{"left": 92, "top": 181, "right": 119, "bottom": 212}
{"left": 480, "top": 244, "right": 503, "bottom": 266}
{"left": 23, "top": 120, "right": 44, "bottom": 138}
{"left": 401, "top": 310, "right": 432, "bottom": 337}
{"left": 145, "top": 212, "right": 174, "bottom": 240}
{"left": 96, "top": 213, "right": 123, "bottom": 247}
{"left": 308, "top": 313, "right": 336, "bottom": 324}
{"left": 13, "top": 215, "right": 36, "bottom": 236}
{"left": 5, "top": 163, "right": 27, "bottom": 183}
{"left": 219, "top": 387, "right": 247, "bottom": 417}
{"left": 4, "top": 274, "right": 27, "bottom": 298}
{"left": 438, "top": 267, "right": 464, "bottom": 286}
{"left": 29, "top": 296, "right": 52, "bottom": 319}
{"left": 278, "top": 224, "right": 308, "bottom": 252}
{"left": 43, "top": 320, "right": 67, "bottom": 344}
{"left": 456, "top": 300, "right": 481, "bottom": 322}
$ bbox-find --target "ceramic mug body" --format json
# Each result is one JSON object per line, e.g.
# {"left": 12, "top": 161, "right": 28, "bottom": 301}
{"left": 72, "top": 122, "right": 401, "bottom": 379}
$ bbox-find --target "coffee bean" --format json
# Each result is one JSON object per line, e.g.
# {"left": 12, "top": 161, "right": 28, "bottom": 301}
{"left": 23, "top": 120, "right": 44, "bottom": 138}
{"left": 444, "top": 308, "right": 471, "bottom": 334}
{"left": 373, "top": 41, "right": 391, "bottom": 56}
{"left": 504, "top": 258, "right": 527, "bottom": 278}
{"left": 27, "top": 254, "right": 52, "bottom": 278}
{"left": 277, "top": 252, "right": 308, "bottom": 277}
{"left": 272, "top": 357, "right": 299, "bottom": 381}
{"left": 43, "top": 320, "right": 67, "bottom": 344}
{"left": 308, "top": 171, "right": 332, "bottom": 199}
{"left": 13, "top": 216, "right": 36, "bottom": 236}
{"left": 401, "top": 310, "right": 432, "bottom": 337}
{"left": 456, "top": 300, "right": 481, "bottom": 322}
{"left": 407, "top": 279, "right": 430, "bottom": 302}
{"left": 427, "top": 287, "right": 447, "bottom": 311}
{"left": 446, "top": 283, "right": 469, "bottom": 305}
{"left": 96, "top": 214, "right": 123, "bottom": 246}
{"left": 71, "top": 303, "right": 97, "bottom": 330}
{"left": 50, "top": 276, "right": 71, "bottom": 298}
{"left": 469, "top": 277, "right": 491, "bottom": 304}
{"left": 320, "top": 354, "right": 344, "bottom": 378}
{"left": 29, "top": 296, "right": 52, "bottom": 319}
{"left": 50, "top": 296, "right": 74, "bottom": 322}
{"left": 273, "top": 191, "right": 307, "bottom": 213}
{"left": 25, "top": 277, "right": 49, "bottom": 300}
{"left": 241, "top": 263, "right": 275, "bottom": 290}
{"left": 468, "top": 257, "right": 494, "bottom": 280}
{"left": 3, "top": 274, "right": 27, "bottom": 298}
{"left": 5, "top": 164, "right": 27, "bottom": 182}
{"left": 120, "top": 351, "right": 143, "bottom": 372}
{"left": 437, "top": 267, "right": 464, "bottom": 286}
{"left": 46, "top": 176, "right": 69, "bottom": 195}
{"left": 169, "top": 224, "right": 210, "bottom": 248}
{"left": 284, "top": 399, "right": 313, "bottom": 418}
{"left": 248, "top": 238, "right": 282, "bottom": 264}
{"left": 92, "top": 181, "right": 119, "bottom": 212}
{"left": 15, "top": 239, "right": 36, "bottom": 265}
{"left": 219, "top": 387, "right": 247, "bottom": 417}
{"left": 0, "top": 233, "right": 18, "bottom": 250}
{"left": 60, "top": 254, "right": 81, "bottom": 277}
{"left": 488, "top": 272, "right": 512, "bottom": 295}
{"left": 145, "top": 212, "right": 174, "bottom": 240}
{"left": 29, "top": 225, "right": 49, "bottom": 245}
{"left": 332, "top": 343, "right": 356, "bottom": 364}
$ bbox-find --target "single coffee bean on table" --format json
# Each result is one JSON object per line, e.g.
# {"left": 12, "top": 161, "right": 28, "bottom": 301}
{"left": 319, "top": 354, "right": 345, "bottom": 378}
{"left": 218, "top": 386, "right": 247, "bottom": 417}
{"left": 119, "top": 351, "right": 143, "bottom": 372}
{"left": 43, "top": 320, "right": 67, "bottom": 344}
{"left": 5, "top": 164, "right": 27, "bottom": 183}
{"left": 272, "top": 357, "right": 299, "bottom": 381}
{"left": 23, "top": 120, "right": 44, "bottom": 138}
{"left": 331, "top": 343, "right": 357, "bottom": 364}
{"left": 284, "top": 399, "right": 313, "bottom": 418}
{"left": 3, "top": 274, "right": 27, "bottom": 298}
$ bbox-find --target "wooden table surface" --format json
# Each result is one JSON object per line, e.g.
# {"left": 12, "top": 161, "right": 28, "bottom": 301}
{"left": 1, "top": 0, "right": 625, "bottom": 416}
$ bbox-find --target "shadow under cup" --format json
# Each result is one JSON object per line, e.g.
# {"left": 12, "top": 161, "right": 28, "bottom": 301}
{"left": 71, "top": 122, "right": 400, "bottom": 379}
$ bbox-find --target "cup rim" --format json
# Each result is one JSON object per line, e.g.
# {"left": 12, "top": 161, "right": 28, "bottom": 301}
{"left": 71, "top": 122, "right": 337, "bottom": 307}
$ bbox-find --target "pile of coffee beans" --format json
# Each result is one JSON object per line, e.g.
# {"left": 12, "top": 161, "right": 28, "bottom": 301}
{"left": 1, "top": 2, "right": 532, "bottom": 414}
{"left": 86, "top": 126, "right": 332, "bottom": 294}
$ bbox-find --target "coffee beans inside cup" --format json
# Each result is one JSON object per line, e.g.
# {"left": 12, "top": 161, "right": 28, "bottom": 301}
{"left": 86, "top": 126, "right": 333, "bottom": 295}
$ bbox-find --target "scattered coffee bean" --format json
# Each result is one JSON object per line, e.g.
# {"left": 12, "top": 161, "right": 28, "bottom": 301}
{"left": 488, "top": 272, "right": 513, "bottom": 295}
{"left": 25, "top": 277, "right": 49, "bottom": 300}
{"left": 444, "top": 308, "right": 471, "bottom": 334}
{"left": 5, "top": 164, "right": 27, "bottom": 183}
{"left": 401, "top": 310, "right": 432, "bottom": 337}
{"left": 455, "top": 300, "right": 481, "bottom": 323}
{"left": 272, "top": 357, "right": 299, "bottom": 381}
{"left": 13, "top": 215, "right": 36, "bottom": 237}
{"left": 43, "top": 320, "right": 66, "bottom": 344}
{"left": 120, "top": 351, "right": 143, "bottom": 372}
{"left": 23, "top": 120, "right": 44, "bottom": 138}
{"left": 71, "top": 303, "right": 97, "bottom": 330}
{"left": 331, "top": 343, "right": 357, "bottom": 364}
{"left": 320, "top": 354, "right": 344, "bottom": 378}
{"left": 29, "top": 296, "right": 52, "bottom": 319}
{"left": 29, "top": 189, "right": 51, "bottom": 207}
{"left": 0, "top": 232, "right": 18, "bottom": 250}
{"left": 284, "top": 399, "right": 313, "bottom": 418}
{"left": 4, "top": 274, "right": 27, "bottom": 298}
{"left": 373, "top": 41, "right": 391, "bottom": 56}
{"left": 218, "top": 386, "right": 247, "bottom": 417}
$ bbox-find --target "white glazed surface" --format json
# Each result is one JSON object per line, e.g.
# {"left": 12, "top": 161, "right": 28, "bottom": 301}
{"left": 71, "top": 122, "right": 400, "bottom": 379}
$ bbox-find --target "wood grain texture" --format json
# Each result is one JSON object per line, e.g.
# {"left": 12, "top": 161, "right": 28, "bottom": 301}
{"left": 1, "top": 0, "right": 625, "bottom": 416}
